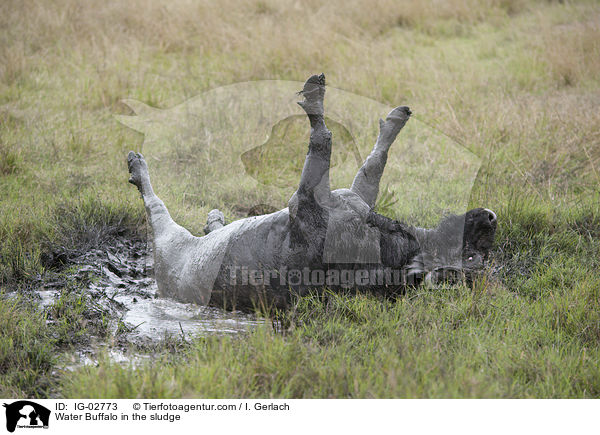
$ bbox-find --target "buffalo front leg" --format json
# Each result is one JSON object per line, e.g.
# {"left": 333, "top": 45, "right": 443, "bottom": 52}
{"left": 287, "top": 74, "right": 332, "bottom": 256}
{"left": 203, "top": 209, "right": 225, "bottom": 234}
{"left": 350, "top": 106, "right": 411, "bottom": 208}
{"left": 295, "top": 73, "right": 332, "bottom": 207}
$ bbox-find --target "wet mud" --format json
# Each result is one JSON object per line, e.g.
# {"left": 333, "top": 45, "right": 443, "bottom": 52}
{"left": 32, "top": 235, "right": 261, "bottom": 367}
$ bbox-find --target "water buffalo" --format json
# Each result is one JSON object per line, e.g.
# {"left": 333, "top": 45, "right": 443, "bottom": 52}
{"left": 127, "top": 73, "right": 497, "bottom": 310}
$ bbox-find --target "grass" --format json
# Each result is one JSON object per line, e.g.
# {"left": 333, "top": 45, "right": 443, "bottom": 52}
{"left": 0, "top": 283, "right": 112, "bottom": 397}
{"left": 0, "top": 0, "right": 599, "bottom": 397}
{"left": 0, "top": 295, "right": 55, "bottom": 397}
{"left": 63, "top": 280, "right": 600, "bottom": 398}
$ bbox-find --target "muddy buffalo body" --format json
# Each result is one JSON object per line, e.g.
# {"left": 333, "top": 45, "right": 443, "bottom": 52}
{"left": 127, "top": 74, "right": 497, "bottom": 311}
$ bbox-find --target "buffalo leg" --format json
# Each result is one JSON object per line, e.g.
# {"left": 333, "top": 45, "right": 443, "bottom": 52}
{"left": 294, "top": 73, "right": 332, "bottom": 209}
{"left": 350, "top": 106, "right": 411, "bottom": 208}
{"left": 204, "top": 209, "right": 225, "bottom": 234}
{"left": 127, "top": 151, "right": 185, "bottom": 239}
{"left": 286, "top": 74, "right": 332, "bottom": 257}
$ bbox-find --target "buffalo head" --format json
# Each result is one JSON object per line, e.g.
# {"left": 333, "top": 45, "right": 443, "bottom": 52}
{"left": 375, "top": 207, "right": 497, "bottom": 287}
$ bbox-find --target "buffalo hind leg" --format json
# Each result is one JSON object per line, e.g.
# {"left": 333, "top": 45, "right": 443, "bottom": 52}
{"left": 127, "top": 151, "right": 189, "bottom": 239}
{"left": 350, "top": 106, "right": 411, "bottom": 208}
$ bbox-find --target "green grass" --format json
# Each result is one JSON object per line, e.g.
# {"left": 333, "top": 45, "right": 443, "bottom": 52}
{"left": 0, "top": 295, "right": 56, "bottom": 397}
{"left": 63, "top": 281, "right": 600, "bottom": 398}
{"left": 0, "top": 283, "right": 113, "bottom": 397}
{"left": 1, "top": 0, "right": 599, "bottom": 397}
{"left": 61, "top": 200, "right": 600, "bottom": 398}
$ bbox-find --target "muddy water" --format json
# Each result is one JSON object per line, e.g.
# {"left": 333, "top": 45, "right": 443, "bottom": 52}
{"left": 111, "top": 281, "right": 263, "bottom": 338}
{"left": 37, "top": 235, "right": 262, "bottom": 366}
{"left": 40, "top": 281, "right": 261, "bottom": 339}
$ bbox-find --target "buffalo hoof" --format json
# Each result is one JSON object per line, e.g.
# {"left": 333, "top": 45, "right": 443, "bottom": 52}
{"left": 379, "top": 106, "right": 412, "bottom": 140}
{"left": 127, "top": 151, "right": 148, "bottom": 192}
{"left": 297, "top": 73, "right": 326, "bottom": 116}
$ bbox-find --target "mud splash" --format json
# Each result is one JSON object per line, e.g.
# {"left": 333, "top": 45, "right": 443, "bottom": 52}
{"left": 37, "top": 235, "right": 262, "bottom": 366}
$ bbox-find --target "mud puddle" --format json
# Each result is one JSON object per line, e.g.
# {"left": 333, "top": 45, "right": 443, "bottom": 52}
{"left": 36, "top": 235, "right": 262, "bottom": 367}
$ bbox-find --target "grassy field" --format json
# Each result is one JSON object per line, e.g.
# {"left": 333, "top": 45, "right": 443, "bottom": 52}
{"left": 1, "top": 0, "right": 600, "bottom": 398}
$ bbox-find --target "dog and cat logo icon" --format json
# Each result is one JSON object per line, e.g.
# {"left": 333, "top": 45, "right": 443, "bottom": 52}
{"left": 3, "top": 401, "right": 50, "bottom": 432}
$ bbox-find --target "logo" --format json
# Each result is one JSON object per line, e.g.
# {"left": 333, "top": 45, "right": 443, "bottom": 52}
{"left": 3, "top": 401, "right": 50, "bottom": 432}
